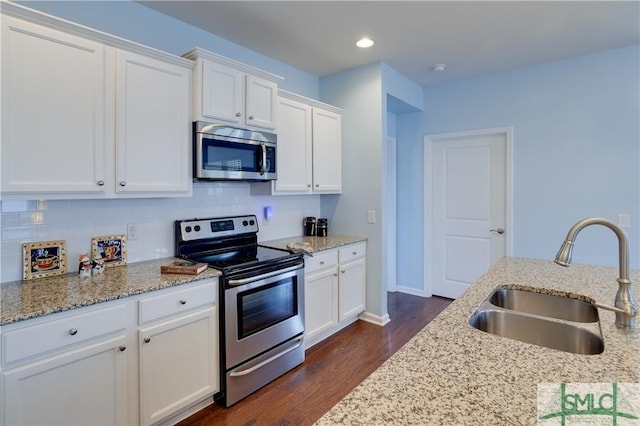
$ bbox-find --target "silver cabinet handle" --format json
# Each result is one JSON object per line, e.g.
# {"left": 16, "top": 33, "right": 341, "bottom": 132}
{"left": 235, "top": 112, "right": 241, "bottom": 117}
{"left": 229, "top": 337, "right": 303, "bottom": 377}
{"left": 69, "top": 328, "right": 78, "bottom": 336}
{"left": 490, "top": 228, "right": 505, "bottom": 235}
{"left": 179, "top": 299, "right": 186, "bottom": 305}
{"left": 97, "top": 180, "right": 104, "bottom": 186}
{"left": 144, "top": 337, "right": 151, "bottom": 343}
{"left": 119, "top": 345, "right": 126, "bottom": 352}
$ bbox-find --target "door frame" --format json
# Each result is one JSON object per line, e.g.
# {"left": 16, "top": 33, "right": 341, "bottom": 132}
{"left": 384, "top": 136, "right": 397, "bottom": 292}
{"left": 423, "top": 127, "right": 514, "bottom": 297}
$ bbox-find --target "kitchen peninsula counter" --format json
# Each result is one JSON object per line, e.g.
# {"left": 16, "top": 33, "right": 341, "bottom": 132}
{"left": 0, "top": 258, "right": 221, "bottom": 326}
{"left": 316, "top": 257, "right": 640, "bottom": 425}
{"left": 260, "top": 234, "right": 367, "bottom": 253}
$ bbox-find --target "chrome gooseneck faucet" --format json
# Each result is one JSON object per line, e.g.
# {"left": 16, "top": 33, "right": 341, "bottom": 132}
{"left": 555, "top": 217, "right": 637, "bottom": 330}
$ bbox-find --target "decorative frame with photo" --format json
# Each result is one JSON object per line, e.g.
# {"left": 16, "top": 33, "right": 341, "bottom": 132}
{"left": 23, "top": 240, "right": 67, "bottom": 280}
{"left": 91, "top": 234, "right": 127, "bottom": 268}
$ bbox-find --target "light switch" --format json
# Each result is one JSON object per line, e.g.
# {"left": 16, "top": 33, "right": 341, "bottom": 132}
{"left": 367, "top": 210, "right": 376, "bottom": 224}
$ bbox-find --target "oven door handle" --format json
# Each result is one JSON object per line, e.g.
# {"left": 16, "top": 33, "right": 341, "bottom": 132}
{"left": 229, "top": 336, "right": 304, "bottom": 377}
{"left": 227, "top": 264, "right": 302, "bottom": 286}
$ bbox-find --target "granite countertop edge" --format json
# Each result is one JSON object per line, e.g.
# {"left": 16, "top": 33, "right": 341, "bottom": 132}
{"left": 0, "top": 257, "right": 222, "bottom": 326}
{"left": 315, "top": 256, "right": 640, "bottom": 425}
{"left": 260, "top": 234, "right": 367, "bottom": 253}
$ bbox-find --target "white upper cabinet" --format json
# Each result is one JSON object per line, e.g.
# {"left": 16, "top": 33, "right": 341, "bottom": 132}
{"left": 1, "top": 15, "right": 108, "bottom": 195}
{"left": 312, "top": 107, "right": 342, "bottom": 193}
{"left": 184, "top": 47, "right": 282, "bottom": 130}
{"left": 260, "top": 91, "right": 342, "bottom": 195}
{"left": 274, "top": 96, "right": 313, "bottom": 193}
{"left": 115, "top": 50, "right": 191, "bottom": 194}
{"left": 0, "top": 3, "right": 193, "bottom": 200}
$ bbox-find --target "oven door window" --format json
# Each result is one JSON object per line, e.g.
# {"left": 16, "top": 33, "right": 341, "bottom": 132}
{"left": 237, "top": 277, "right": 297, "bottom": 339}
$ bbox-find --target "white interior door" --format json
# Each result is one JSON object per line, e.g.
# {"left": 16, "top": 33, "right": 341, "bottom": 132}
{"left": 426, "top": 128, "right": 512, "bottom": 298}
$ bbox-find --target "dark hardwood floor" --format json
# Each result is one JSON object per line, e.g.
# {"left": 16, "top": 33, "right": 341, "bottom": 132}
{"left": 178, "top": 292, "right": 452, "bottom": 426}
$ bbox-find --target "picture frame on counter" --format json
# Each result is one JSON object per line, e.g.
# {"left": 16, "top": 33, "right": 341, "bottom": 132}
{"left": 22, "top": 240, "right": 67, "bottom": 280}
{"left": 91, "top": 234, "right": 127, "bottom": 268}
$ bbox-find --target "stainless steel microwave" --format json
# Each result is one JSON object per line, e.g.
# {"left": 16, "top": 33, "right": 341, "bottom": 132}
{"left": 193, "top": 121, "right": 277, "bottom": 181}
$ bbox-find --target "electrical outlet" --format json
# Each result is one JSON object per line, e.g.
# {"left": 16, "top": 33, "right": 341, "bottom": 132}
{"left": 127, "top": 223, "right": 138, "bottom": 240}
{"left": 618, "top": 214, "right": 631, "bottom": 228}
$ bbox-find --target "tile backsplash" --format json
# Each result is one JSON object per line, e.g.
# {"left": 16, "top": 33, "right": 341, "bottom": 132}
{"left": 1, "top": 183, "right": 320, "bottom": 283}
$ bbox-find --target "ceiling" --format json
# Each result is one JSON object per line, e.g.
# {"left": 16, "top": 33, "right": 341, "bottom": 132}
{"left": 140, "top": 1, "right": 640, "bottom": 87}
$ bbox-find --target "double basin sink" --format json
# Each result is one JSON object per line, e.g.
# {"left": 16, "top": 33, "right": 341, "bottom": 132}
{"left": 469, "top": 287, "right": 604, "bottom": 355}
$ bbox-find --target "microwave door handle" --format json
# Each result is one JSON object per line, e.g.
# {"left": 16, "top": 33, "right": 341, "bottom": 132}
{"left": 259, "top": 143, "right": 266, "bottom": 175}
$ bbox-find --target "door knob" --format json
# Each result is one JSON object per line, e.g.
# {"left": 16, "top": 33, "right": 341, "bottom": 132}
{"left": 490, "top": 228, "right": 505, "bottom": 235}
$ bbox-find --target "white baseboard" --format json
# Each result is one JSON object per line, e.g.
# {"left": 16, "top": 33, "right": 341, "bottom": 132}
{"left": 358, "top": 310, "right": 390, "bottom": 326}
{"left": 394, "top": 285, "right": 429, "bottom": 297}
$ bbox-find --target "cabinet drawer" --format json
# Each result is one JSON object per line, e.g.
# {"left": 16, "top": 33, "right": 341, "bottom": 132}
{"left": 305, "top": 250, "right": 338, "bottom": 274}
{"left": 139, "top": 280, "right": 216, "bottom": 325}
{"left": 2, "top": 304, "right": 126, "bottom": 365}
{"left": 339, "top": 243, "right": 367, "bottom": 262}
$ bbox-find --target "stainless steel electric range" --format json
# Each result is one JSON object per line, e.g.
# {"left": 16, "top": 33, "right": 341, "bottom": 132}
{"left": 174, "top": 215, "right": 305, "bottom": 407}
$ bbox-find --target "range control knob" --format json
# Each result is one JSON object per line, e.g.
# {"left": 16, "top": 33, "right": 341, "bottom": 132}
{"left": 185, "top": 226, "right": 192, "bottom": 233}
{"left": 194, "top": 225, "right": 201, "bottom": 232}
{"left": 249, "top": 220, "right": 255, "bottom": 226}
{"left": 242, "top": 220, "right": 248, "bottom": 226}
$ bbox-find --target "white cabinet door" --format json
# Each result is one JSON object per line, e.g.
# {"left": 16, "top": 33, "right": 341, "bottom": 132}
{"left": 139, "top": 308, "right": 217, "bottom": 426}
{"left": 305, "top": 267, "right": 339, "bottom": 342}
{"left": 201, "top": 60, "right": 244, "bottom": 125}
{"left": 1, "top": 16, "right": 107, "bottom": 195}
{"left": 339, "top": 258, "right": 366, "bottom": 321}
{"left": 312, "top": 108, "right": 342, "bottom": 193}
{"left": 3, "top": 336, "right": 128, "bottom": 426}
{"left": 245, "top": 74, "right": 278, "bottom": 130}
{"left": 115, "top": 50, "right": 191, "bottom": 194}
{"left": 274, "top": 97, "right": 313, "bottom": 193}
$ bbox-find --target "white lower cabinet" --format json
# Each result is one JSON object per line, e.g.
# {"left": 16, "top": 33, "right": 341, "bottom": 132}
{"left": 1, "top": 304, "right": 128, "bottom": 426}
{"left": 139, "top": 308, "right": 217, "bottom": 426}
{"left": 305, "top": 251, "right": 339, "bottom": 343}
{"left": 304, "top": 242, "right": 366, "bottom": 348}
{"left": 0, "top": 278, "right": 219, "bottom": 426}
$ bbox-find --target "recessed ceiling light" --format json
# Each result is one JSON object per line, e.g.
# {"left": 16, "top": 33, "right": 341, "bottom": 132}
{"left": 431, "top": 64, "right": 447, "bottom": 72}
{"left": 356, "top": 37, "right": 374, "bottom": 48}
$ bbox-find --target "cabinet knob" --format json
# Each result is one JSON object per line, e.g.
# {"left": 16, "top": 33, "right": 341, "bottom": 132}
{"left": 315, "top": 184, "right": 320, "bottom": 188}
{"left": 319, "top": 261, "right": 325, "bottom": 265}
{"left": 307, "top": 184, "right": 311, "bottom": 188}
{"left": 97, "top": 180, "right": 105, "bottom": 186}
{"left": 179, "top": 299, "right": 187, "bottom": 305}
{"left": 341, "top": 270, "right": 346, "bottom": 274}
{"left": 69, "top": 328, "right": 78, "bottom": 336}
{"left": 333, "top": 273, "right": 338, "bottom": 277}
{"left": 235, "top": 112, "right": 242, "bottom": 117}
{"left": 119, "top": 181, "right": 126, "bottom": 187}
{"left": 119, "top": 345, "right": 126, "bottom": 352}
{"left": 352, "top": 251, "right": 357, "bottom": 256}
{"left": 248, "top": 115, "right": 254, "bottom": 120}
{"left": 144, "top": 337, "right": 151, "bottom": 343}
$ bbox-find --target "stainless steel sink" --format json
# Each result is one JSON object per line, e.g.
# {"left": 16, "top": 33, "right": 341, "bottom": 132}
{"left": 469, "top": 286, "right": 604, "bottom": 355}
{"left": 489, "top": 288, "right": 599, "bottom": 322}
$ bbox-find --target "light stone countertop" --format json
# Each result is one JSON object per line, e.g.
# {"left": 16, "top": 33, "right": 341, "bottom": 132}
{"left": 316, "top": 256, "right": 640, "bottom": 425}
{"left": 0, "top": 258, "right": 221, "bottom": 326}
{"left": 260, "top": 234, "right": 367, "bottom": 253}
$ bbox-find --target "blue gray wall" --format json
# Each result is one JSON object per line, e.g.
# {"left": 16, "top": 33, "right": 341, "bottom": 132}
{"left": 396, "top": 45, "right": 640, "bottom": 291}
